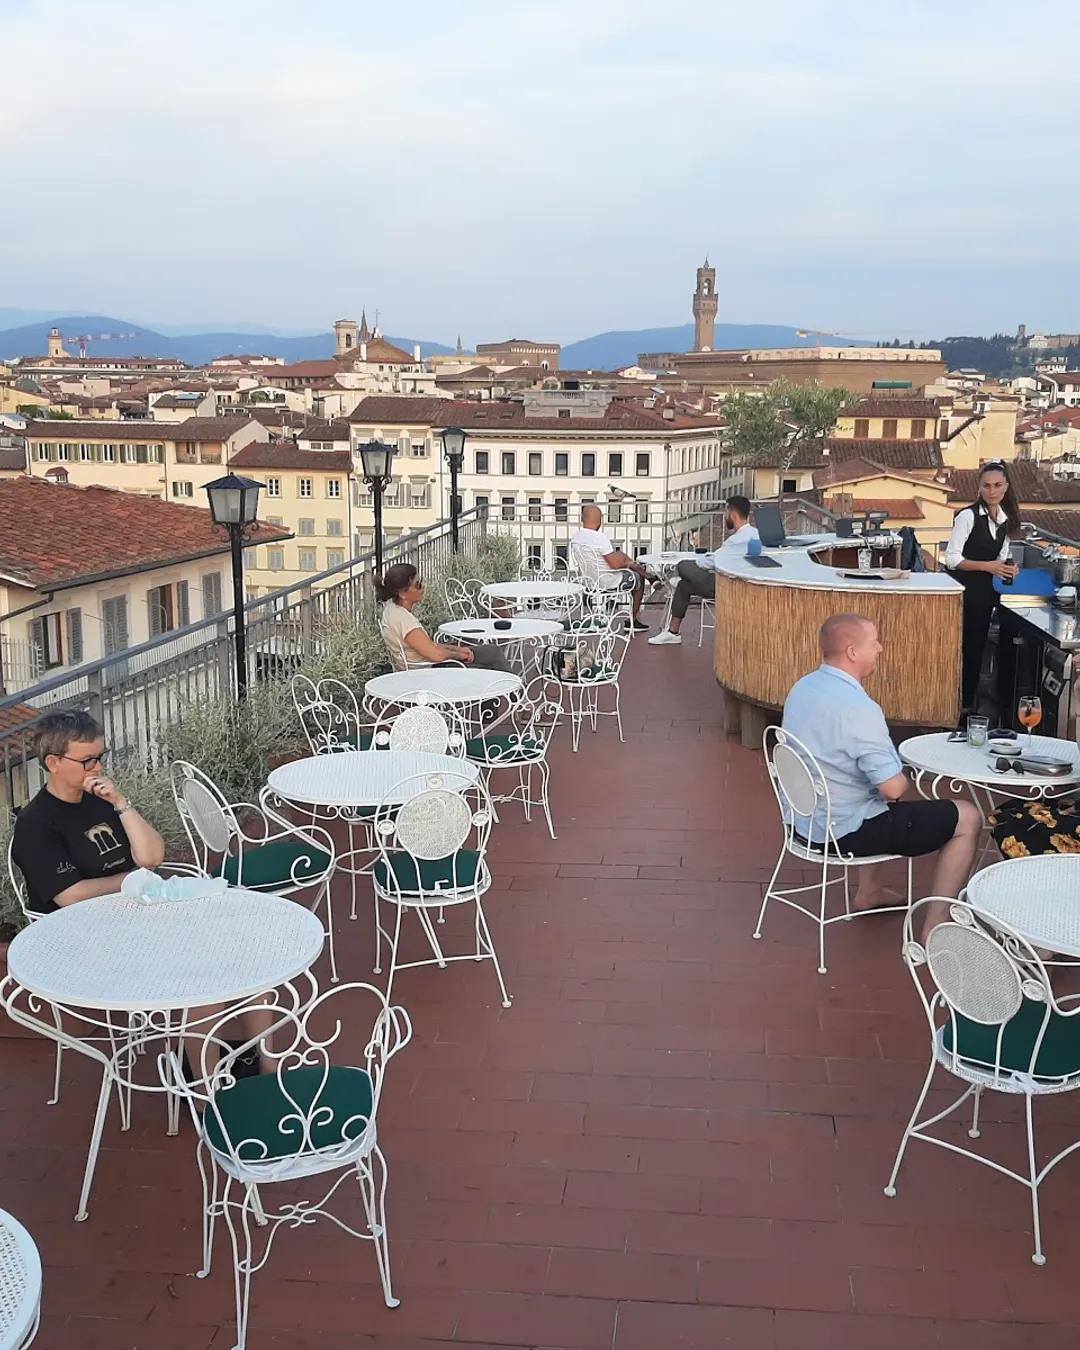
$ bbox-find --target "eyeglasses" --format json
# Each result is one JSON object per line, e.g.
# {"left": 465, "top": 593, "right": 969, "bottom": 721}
{"left": 61, "top": 750, "right": 108, "bottom": 770}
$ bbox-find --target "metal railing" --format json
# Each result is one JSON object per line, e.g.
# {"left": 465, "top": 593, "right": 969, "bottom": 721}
{"left": 0, "top": 508, "right": 488, "bottom": 811}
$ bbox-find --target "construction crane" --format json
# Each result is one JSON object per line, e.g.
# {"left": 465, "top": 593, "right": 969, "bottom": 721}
{"left": 66, "top": 331, "right": 138, "bottom": 357}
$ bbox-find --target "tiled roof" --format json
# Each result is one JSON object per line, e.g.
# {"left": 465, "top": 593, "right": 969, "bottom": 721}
{"left": 151, "top": 393, "right": 210, "bottom": 409}
{"left": 349, "top": 396, "right": 719, "bottom": 434}
{"left": 844, "top": 399, "right": 942, "bottom": 420}
{"left": 296, "top": 419, "right": 350, "bottom": 443}
{"left": 1022, "top": 509, "right": 1080, "bottom": 543}
{"left": 824, "top": 438, "right": 943, "bottom": 470}
{"left": 340, "top": 337, "right": 414, "bottom": 365}
{"left": 170, "top": 416, "right": 260, "bottom": 441}
{"left": 229, "top": 440, "right": 352, "bottom": 472}
{"left": 735, "top": 443, "right": 829, "bottom": 469}
{"left": 0, "top": 447, "right": 25, "bottom": 471}
{"left": 0, "top": 477, "right": 289, "bottom": 591}
{"left": 0, "top": 702, "right": 38, "bottom": 737}
{"left": 813, "top": 457, "right": 941, "bottom": 491}
{"left": 1044, "top": 370, "right": 1080, "bottom": 385}
{"left": 824, "top": 496, "right": 924, "bottom": 520}
{"left": 248, "top": 409, "right": 310, "bottom": 429}
{"left": 264, "top": 361, "right": 341, "bottom": 379}
{"left": 948, "top": 461, "right": 1080, "bottom": 505}
{"left": 22, "top": 420, "right": 169, "bottom": 441}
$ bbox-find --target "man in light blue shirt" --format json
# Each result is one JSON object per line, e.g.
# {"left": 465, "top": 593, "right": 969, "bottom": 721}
{"left": 649, "top": 496, "right": 759, "bottom": 646}
{"left": 782, "top": 615, "right": 980, "bottom": 913}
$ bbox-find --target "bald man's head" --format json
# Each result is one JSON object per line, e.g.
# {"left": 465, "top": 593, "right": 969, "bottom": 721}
{"left": 581, "top": 504, "right": 603, "bottom": 529}
{"left": 819, "top": 614, "right": 882, "bottom": 679}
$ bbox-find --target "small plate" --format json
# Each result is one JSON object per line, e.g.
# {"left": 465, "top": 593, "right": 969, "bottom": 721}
{"left": 993, "top": 743, "right": 1023, "bottom": 758}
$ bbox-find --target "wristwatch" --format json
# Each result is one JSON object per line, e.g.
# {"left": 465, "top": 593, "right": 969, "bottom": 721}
{"left": 116, "top": 802, "right": 133, "bottom": 816}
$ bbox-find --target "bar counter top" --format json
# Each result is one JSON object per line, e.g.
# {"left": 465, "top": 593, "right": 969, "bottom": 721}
{"left": 712, "top": 536, "right": 963, "bottom": 595}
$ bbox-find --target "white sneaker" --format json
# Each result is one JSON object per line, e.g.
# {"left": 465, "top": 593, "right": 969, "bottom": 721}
{"left": 648, "top": 630, "right": 682, "bottom": 645}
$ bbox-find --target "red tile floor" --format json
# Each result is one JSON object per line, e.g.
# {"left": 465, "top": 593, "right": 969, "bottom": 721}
{"left": 5, "top": 630, "right": 1080, "bottom": 1348}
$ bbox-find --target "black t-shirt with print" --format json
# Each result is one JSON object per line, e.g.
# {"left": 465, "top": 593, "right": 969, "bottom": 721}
{"left": 12, "top": 786, "right": 134, "bottom": 914}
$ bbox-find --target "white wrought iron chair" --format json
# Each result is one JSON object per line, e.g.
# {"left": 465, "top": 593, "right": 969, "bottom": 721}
{"left": 370, "top": 769, "right": 510, "bottom": 1007}
{"left": 464, "top": 675, "right": 561, "bottom": 838}
{"left": 554, "top": 612, "right": 631, "bottom": 752}
{"left": 371, "top": 695, "right": 466, "bottom": 757}
{"left": 571, "top": 542, "right": 635, "bottom": 621}
{"left": 444, "top": 577, "right": 480, "bottom": 621}
{"left": 169, "top": 762, "right": 340, "bottom": 982}
{"left": 754, "top": 726, "right": 913, "bottom": 974}
{"left": 159, "top": 982, "right": 412, "bottom": 1350}
{"left": 0, "top": 1208, "right": 41, "bottom": 1349}
{"left": 291, "top": 674, "right": 372, "bottom": 754}
{"left": 886, "top": 897, "right": 1080, "bottom": 1266}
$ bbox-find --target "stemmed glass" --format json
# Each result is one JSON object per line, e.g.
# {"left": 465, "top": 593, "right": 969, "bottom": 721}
{"left": 1018, "top": 695, "right": 1043, "bottom": 753}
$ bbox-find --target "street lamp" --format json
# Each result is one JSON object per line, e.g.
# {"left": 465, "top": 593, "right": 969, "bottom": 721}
{"left": 204, "top": 472, "right": 263, "bottom": 700}
{"left": 441, "top": 426, "right": 467, "bottom": 552}
{"left": 358, "top": 439, "right": 396, "bottom": 575}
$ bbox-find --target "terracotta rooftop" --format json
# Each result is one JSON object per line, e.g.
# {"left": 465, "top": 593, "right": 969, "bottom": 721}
{"left": 824, "top": 438, "right": 944, "bottom": 471}
{"left": 350, "top": 396, "right": 720, "bottom": 434}
{"left": 263, "top": 361, "right": 341, "bottom": 380}
{"left": 21, "top": 420, "right": 168, "bottom": 441}
{"left": 296, "top": 419, "right": 351, "bottom": 443}
{"left": 340, "top": 336, "right": 415, "bottom": 365}
{"left": 813, "top": 457, "right": 944, "bottom": 491}
{"left": 1022, "top": 507, "right": 1080, "bottom": 542}
{"left": 844, "top": 399, "right": 941, "bottom": 421}
{"left": 948, "top": 461, "right": 1080, "bottom": 505}
{"left": 0, "top": 477, "right": 289, "bottom": 591}
{"left": 229, "top": 440, "right": 352, "bottom": 472}
{"left": 170, "top": 416, "right": 261, "bottom": 441}
{"left": 823, "top": 495, "right": 925, "bottom": 519}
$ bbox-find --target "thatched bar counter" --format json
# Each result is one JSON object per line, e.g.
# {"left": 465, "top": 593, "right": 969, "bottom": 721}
{"left": 713, "top": 539, "right": 964, "bottom": 748}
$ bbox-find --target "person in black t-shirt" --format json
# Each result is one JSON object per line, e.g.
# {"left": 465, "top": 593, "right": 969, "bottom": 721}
{"left": 12, "top": 710, "right": 165, "bottom": 914}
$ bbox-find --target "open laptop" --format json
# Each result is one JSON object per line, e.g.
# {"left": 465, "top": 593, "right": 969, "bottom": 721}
{"left": 753, "top": 503, "right": 798, "bottom": 548}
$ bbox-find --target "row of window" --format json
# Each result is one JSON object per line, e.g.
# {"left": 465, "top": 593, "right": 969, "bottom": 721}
{"left": 245, "top": 547, "right": 347, "bottom": 573}
{"left": 262, "top": 516, "right": 345, "bottom": 537}
{"left": 472, "top": 450, "right": 651, "bottom": 478}
{"left": 354, "top": 482, "right": 430, "bottom": 509}
{"left": 473, "top": 494, "right": 653, "bottom": 524}
{"left": 27, "top": 573, "right": 223, "bottom": 671}
{"left": 36, "top": 442, "right": 164, "bottom": 464}
{"left": 264, "top": 476, "right": 342, "bottom": 499}
{"left": 850, "top": 418, "right": 928, "bottom": 439}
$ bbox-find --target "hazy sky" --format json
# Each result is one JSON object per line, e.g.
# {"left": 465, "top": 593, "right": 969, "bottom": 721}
{"left": 2, "top": 0, "right": 1077, "bottom": 342}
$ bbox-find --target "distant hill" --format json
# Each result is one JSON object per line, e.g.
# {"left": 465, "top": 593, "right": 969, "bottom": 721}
{"left": 0, "top": 315, "right": 456, "bottom": 364}
{"left": 561, "top": 323, "right": 870, "bottom": 371}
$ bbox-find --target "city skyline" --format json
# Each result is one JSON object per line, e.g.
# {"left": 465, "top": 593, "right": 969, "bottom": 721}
{"left": 1, "top": 0, "right": 1077, "bottom": 341}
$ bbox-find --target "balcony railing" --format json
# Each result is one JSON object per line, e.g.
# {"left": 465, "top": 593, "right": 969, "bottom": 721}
{"left": 0, "top": 508, "right": 488, "bottom": 811}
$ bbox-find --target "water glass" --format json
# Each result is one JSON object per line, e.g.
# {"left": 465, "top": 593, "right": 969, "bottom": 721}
{"left": 966, "top": 714, "right": 989, "bottom": 748}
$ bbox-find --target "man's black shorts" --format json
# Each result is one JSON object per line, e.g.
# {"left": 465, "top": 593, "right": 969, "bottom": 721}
{"left": 835, "top": 800, "right": 959, "bottom": 858}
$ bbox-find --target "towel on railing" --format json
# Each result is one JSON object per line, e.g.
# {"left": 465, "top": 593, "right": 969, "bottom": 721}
{"left": 121, "top": 869, "right": 229, "bottom": 905}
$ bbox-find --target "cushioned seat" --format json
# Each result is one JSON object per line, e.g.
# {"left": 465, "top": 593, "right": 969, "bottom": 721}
{"left": 204, "top": 1065, "right": 373, "bottom": 1162}
{"left": 345, "top": 733, "right": 374, "bottom": 750}
{"left": 943, "top": 998, "right": 1080, "bottom": 1081}
{"left": 465, "top": 734, "right": 542, "bottom": 761}
{"left": 373, "top": 849, "right": 482, "bottom": 893}
{"left": 222, "top": 839, "right": 332, "bottom": 889}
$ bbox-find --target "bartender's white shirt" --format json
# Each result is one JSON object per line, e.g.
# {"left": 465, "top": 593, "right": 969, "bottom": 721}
{"left": 943, "top": 503, "right": 1010, "bottom": 571}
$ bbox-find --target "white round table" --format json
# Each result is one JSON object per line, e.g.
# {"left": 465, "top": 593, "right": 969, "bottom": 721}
{"left": 438, "top": 617, "right": 563, "bottom": 643}
{"left": 480, "top": 580, "right": 583, "bottom": 603}
{"left": 267, "top": 750, "right": 479, "bottom": 809}
{"left": 638, "top": 551, "right": 702, "bottom": 568}
{"left": 965, "top": 855, "right": 1080, "bottom": 957}
{"left": 900, "top": 732, "right": 1080, "bottom": 802}
{"left": 365, "top": 668, "right": 522, "bottom": 705}
{"left": 0, "top": 1208, "right": 41, "bottom": 1349}
{"left": 6, "top": 889, "right": 325, "bottom": 1013}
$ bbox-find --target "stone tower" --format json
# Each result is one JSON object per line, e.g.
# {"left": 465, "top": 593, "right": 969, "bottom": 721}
{"left": 692, "top": 259, "right": 718, "bottom": 351}
{"left": 47, "top": 327, "right": 69, "bottom": 360}
{"left": 334, "top": 319, "right": 358, "bottom": 356}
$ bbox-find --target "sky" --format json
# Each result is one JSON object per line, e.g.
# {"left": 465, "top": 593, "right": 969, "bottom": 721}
{"left": 1, "top": 0, "right": 1077, "bottom": 343}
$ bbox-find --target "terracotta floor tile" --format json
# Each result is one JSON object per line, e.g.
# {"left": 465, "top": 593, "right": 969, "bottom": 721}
{"left": 5, "top": 637, "right": 1080, "bottom": 1346}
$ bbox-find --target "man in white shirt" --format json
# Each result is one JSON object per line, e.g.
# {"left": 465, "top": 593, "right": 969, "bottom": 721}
{"left": 648, "top": 496, "right": 759, "bottom": 646}
{"left": 570, "top": 504, "right": 650, "bottom": 631}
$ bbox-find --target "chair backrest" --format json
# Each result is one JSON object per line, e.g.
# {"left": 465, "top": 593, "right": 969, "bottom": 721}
{"left": 904, "top": 897, "right": 1075, "bottom": 1085}
{"left": 5, "top": 833, "right": 37, "bottom": 925}
{"left": 571, "top": 543, "right": 608, "bottom": 584}
{"left": 160, "top": 981, "right": 412, "bottom": 1178}
{"left": 292, "top": 674, "right": 362, "bottom": 755}
{"left": 169, "top": 760, "right": 241, "bottom": 870}
{"left": 444, "top": 577, "right": 476, "bottom": 621}
{"left": 762, "top": 726, "right": 834, "bottom": 848}
{"left": 372, "top": 696, "right": 464, "bottom": 756}
{"left": 374, "top": 769, "right": 493, "bottom": 889}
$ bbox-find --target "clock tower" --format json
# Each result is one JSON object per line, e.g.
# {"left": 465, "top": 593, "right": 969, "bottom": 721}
{"left": 692, "top": 259, "right": 718, "bottom": 351}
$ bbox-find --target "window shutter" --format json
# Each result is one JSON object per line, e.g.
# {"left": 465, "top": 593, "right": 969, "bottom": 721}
{"left": 147, "top": 587, "right": 164, "bottom": 638}
{"left": 29, "top": 617, "right": 44, "bottom": 671}
{"left": 103, "top": 596, "right": 129, "bottom": 653}
{"left": 203, "top": 571, "right": 222, "bottom": 616}
{"left": 66, "top": 608, "right": 84, "bottom": 665}
{"left": 176, "top": 580, "right": 190, "bottom": 628}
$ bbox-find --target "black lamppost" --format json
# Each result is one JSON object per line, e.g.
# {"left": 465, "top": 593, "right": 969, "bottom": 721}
{"left": 358, "top": 439, "right": 396, "bottom": 575}
{"left": 205, "top": 472, "right": 263, "bottom": 700}
{"left": 441, "top": 426, "right": 467, "bottom": 552}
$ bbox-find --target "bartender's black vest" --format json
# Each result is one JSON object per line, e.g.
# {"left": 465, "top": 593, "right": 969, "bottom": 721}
{"left": 947, "top": 501, "right": 1009, "bottom": 595}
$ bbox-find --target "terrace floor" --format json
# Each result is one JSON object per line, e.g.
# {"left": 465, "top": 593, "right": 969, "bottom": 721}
{"left": 4, "top": 627, "right": 1080, "bottom": 1348}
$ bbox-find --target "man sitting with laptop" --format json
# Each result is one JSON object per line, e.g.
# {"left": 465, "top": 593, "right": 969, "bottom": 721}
{"left": 649, "top": 496, "right": 759, "bottom": 646}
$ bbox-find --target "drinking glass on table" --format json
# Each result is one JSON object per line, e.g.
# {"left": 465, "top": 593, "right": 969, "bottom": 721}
{"left": 1018, "top": 695, "right": 1042, "bottom": 751}
{"left": 966, "top": 714, "right": 989, "bottom": 748}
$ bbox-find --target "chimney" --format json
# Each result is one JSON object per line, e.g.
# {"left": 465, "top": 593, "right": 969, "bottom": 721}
{"left": 360, "top": 343, "right": 367, "bottom": 361}
{"left": 413, "top": 344, "right": 421, "bottom": 363}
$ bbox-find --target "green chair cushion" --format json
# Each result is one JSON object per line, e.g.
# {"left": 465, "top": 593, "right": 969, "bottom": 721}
{"left": 204, "top": 1065, "right": 373, "bottom": 1161}
{"left": 373, "top": 849, "right": 482, "bottom": 893}
{"left": 344, "top": 733, "right": 374, "bottom": 750}
{"left": 222, "top": 839, "right": 332, "bottom": 889}
{"left": 465, "top": 734, "right": 542, "bottom": 761}
{"left": 943, "top": 997, "right": 1080, "bottom": 1080}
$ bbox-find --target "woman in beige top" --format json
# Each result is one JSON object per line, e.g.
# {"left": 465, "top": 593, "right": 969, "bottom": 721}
{"left": 377, "top": 563, "right": 513, "bottom": 673}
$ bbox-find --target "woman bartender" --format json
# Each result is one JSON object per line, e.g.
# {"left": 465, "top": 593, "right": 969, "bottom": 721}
{"left": 944, "top": 460, "right": 1021, "bottom": 712}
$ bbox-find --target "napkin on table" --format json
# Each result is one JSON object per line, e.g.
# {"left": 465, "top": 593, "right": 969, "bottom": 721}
{"left": 121, "top": 869, "right": 229, "bottom": 905}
